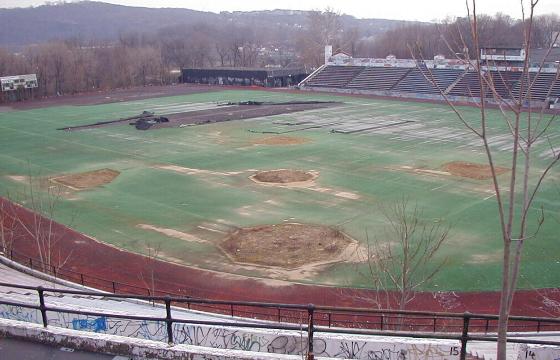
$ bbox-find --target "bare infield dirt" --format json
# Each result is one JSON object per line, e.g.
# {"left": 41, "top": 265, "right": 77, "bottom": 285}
{"left": 442, "top": 161, "right": 509, "bottom": 180}
{"left": 50, "top": 169, "right": 120, "bottom": 190}
{"left": 251, "top": 169, "right": 315, "bottom": 184}
{"left": 221, "top": 223, "right": 353, "bottom": 268}
{"left": 252, "top": 136, "right": 310, "bottom": 145}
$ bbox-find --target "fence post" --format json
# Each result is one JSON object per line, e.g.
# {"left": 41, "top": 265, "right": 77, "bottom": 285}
{"left": 37, "top": 286, "right": 48, "bottom": 327}
{"left": 328, "top": 312, "right": 332, "bottom": 328}
{"left": 307, "top": 304, "right": 315, "bottom": 360}
{"left": 165, "top": 296, "right": 174, "bottom": 345}
{"left": 29, "top": 258, "right": 32, "bottom": 268}
{"left": 80, "top": 273, "right": 84, "bottom": 285}
{"left": 460, "top": 312, "right": 471, "bottom": 360}
{"left": 230, "top": 304, "right": 234, "bottom": 317}
{"left": 112, "top": 281, "right": 116, "bottom": 294}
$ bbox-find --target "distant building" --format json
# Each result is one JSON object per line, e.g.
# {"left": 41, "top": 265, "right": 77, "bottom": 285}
{"left": 481, "top": 47, "right": 560, "bottom": 68}
{"left": 181, "top": 67, "right": 309, "bottom": 87}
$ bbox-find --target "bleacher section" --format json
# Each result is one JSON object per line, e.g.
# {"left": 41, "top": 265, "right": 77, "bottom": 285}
{"left": 486, "top": 71, "right": 522, "bottom": 99}
{"left": 446, "top": 71, "right": 483, "bottom": 98}
{"left": 304, "top": 65, "right": 364, "bottom": 88}
{"left": 432, "top": 68, "right": 467, "bottom": 93}
{"left": 512, "top": 72, "right": 560, "bottom": 101}
{"left": 347, "top": 67, "right": 411, "bottom": 91}
{"left": 393, "top": 68, "right": 436, "bottom": 93}
{"left": 301, "top": 64, "right": 560, "bottom": 105}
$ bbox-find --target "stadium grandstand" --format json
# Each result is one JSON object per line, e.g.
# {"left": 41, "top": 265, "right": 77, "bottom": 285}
{"left": 299, "top": 47, "right": 560, "bottom": 108}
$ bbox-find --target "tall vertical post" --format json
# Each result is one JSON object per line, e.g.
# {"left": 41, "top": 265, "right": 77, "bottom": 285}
{"left": 165, "top": 296, "right": 174, "bottom": 345}
{"left": 37, "top": 286, "right": 48, "bottom": 327}
{"left": 460, "top": 312, "right": 471, "bottom": 360}
{"left": 307, "top": 304, "right": 315, "bottom": 360}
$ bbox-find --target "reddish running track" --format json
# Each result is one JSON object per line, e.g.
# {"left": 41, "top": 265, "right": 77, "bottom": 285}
{"left": 1, "top": 197, "right": 559, "bottom": 318}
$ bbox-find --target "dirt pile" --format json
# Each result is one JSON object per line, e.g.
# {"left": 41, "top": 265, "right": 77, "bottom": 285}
{"left": 221, "top": 223, "right": 353, "bottom": 268}
{"left": 442, "top": 161, "right": 509, "bottom": 180}
{"left": 251, "top": 169, "right": 315, "bottom": 184}
{"left": 51, "top": 169, "right": 120, "bottom": 189}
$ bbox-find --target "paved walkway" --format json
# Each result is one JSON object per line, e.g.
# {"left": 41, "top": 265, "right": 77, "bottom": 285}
{"left": 1, "top": 262, "right": 559, "bottom": 360}
{"left": 0, "top": 337, "right": 125, "bottom": 360}
{"left": 0, "top": 263, "right": 257, "bottom": 324}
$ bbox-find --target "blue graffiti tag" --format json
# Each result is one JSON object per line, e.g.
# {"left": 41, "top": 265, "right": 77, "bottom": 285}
{"left": 72, "top": 317, "right": 107, "bottom": 332}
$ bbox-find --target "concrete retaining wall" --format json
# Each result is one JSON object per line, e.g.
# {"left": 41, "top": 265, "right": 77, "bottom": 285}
{"left": 0, "top": 303, "right": 459, "bottom": 359}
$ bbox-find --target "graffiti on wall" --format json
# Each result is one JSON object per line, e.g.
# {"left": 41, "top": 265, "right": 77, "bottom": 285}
{"left": 2, "top": 304, "right": 459, "bottom": 359}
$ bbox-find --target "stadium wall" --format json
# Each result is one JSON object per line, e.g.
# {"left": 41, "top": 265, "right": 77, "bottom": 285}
{"left": 0, "top": 304, "right": 459, "bottom": 359}
{"left": 298, "top": 86, "right": 545, "bottom": 108}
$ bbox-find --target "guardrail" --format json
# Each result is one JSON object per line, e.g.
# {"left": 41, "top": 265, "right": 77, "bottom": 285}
{"left": 1, "top": 282, "right": 560, "bottom": 360}
{"left": 3, "top": 247, "right": 560, "bottom": 335}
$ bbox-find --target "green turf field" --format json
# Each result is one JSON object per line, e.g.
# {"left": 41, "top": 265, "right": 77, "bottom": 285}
{"left": 1, "top": 89, "right": 559, "bottom": 291}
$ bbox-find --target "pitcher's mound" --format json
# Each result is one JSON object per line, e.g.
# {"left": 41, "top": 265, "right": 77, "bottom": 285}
{"left": 250, "top": 169, "right": 317, "bottom": 186}
{"left": 442, "top": 161, "right": 509, "bottom": 180}
{"left": 51, "top": 169, "right": 120, "bottom": 190}
{"left": 221, "top": 223, "right": 353, "bottom": 268}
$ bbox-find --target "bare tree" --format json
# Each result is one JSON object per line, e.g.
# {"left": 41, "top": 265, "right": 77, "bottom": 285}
{"left": 412, "top": 1, "right": 560, "bottom": 358}
{"left": 359, "top": 199, "right": 449, "bottom": 328}
{"left": 8, "top": 175, "right": 73, "bottom": 274}
{"left": 0, "top": 199, "right": 17, "bottom": 256}
{"left": 298, "top": 8, "right": 343, "bottom": 67}
{"left": 139, "top": 240, "right": 161, "bottom": 302}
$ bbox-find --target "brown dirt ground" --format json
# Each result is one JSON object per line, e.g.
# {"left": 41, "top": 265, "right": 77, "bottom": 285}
{"left": 220, "top": 223, "right": 353, "bottom": 268}
{"left": 442, "top": 161, "right": 509, "bottom": 180}
{"left": 252, "top": 136, "right": 310, "bottom": 145}
{"left": 9, "top": 84, "right": 218, "bottom": 110}
{"left": 252, "top": 169, "right": 314, "bottom": 184}
{"left": 51, "top": 169, "right": 120, "bottom": 190}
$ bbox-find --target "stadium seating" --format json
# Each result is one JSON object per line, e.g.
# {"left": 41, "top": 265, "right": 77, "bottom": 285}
{"left": 301, "top": 64, "right": 560, "bottom": 105}
{"left": 512, "top": 72, "right": 560, "bottom": 101}
{"left": 392, "top": 67, "right": 464, "bottom": 94}
{"left": 346, "top": 67, "right": 411, "bottom": 90}
{"left": 305, "top": 65, "right": 365, "bottom": 88}
{"left": 446, "top": 71, "right": 483, "bottom": 98}
{"left": 485, "top": 70, "right": 522, "bottom": 99}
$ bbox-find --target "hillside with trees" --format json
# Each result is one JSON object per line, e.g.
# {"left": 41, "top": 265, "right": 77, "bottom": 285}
{"left": 0, "top": 1, "right": 558, "bottom": 101}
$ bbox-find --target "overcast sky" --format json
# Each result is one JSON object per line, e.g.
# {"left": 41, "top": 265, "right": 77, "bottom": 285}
{"left": 1, "top": 0, "right": 559, "bottom": 21}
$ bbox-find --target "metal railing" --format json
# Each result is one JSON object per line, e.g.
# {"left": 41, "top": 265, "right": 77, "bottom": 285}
{"left": 2, "top": 247, "right": 560, "bottom": 335}
{"left": 1, "top": 282, "right": 560, "bottom": 360}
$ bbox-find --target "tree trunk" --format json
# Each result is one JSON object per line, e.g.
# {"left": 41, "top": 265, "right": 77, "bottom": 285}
{"left": 497, "top": 240, "right": 511, "bottom": 360}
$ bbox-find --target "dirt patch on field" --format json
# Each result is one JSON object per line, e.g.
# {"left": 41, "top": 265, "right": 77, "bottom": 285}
{"left": 253, "top": 136, "right": 310, "bottom": 145}
{"left": 7, "top": 175, "right": 28, "bottom": 183}
{"left": 250, "top": 169, "right": 318, "bottom": 186}
{"left": 442, "top": 161, "right": 509, "bottom": 180}
{"left": 137, "top": 224, "right": 207, "bottom": 244}
{"left": 155, "top": 164, "right": 243, "bottom": 177}
{"left": 50, "top": 169, "right": 120, "bottom": 190}
{"left": 220, "top": 223, "right": 354, "bottom": 268}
